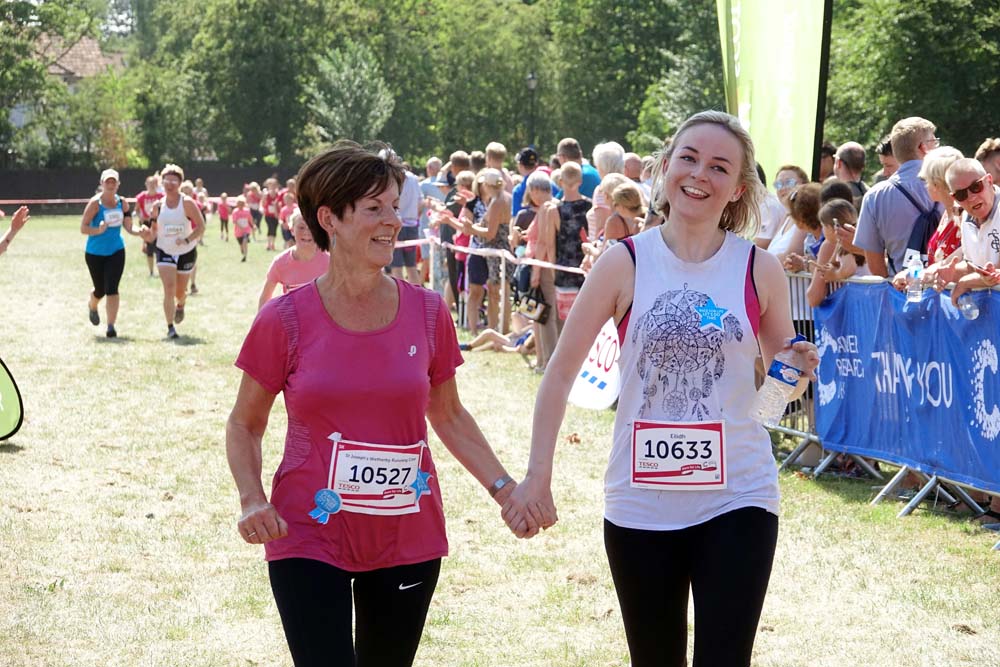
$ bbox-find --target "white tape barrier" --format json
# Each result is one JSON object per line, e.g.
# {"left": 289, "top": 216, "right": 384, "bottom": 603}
{"left": 394, "top": 234, "right": 588, "bottom": 276}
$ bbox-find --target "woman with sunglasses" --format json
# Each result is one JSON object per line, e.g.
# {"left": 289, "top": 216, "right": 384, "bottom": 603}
{"left": 140, "top": 164, "right": 205, "bottom": 339}
{"left": 763, "top": 165, "right": 808, "bottom": 264}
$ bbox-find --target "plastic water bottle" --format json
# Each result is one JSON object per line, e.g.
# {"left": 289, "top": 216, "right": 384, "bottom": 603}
{"left": 905, "top": 256, "right": 924, "bottom": 303}
{"left": 750, "top": 334, "right": 808, "bottom": 427}
{"left": 957, "top": 293, "right": 980, "bottom": 320}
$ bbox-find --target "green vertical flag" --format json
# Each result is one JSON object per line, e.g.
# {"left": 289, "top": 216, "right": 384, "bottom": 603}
{"left": 0, "top": 357, "right": 24, "bottom": 440}
{"left": 716, "top": 0, "right": 832, "bottom": 181}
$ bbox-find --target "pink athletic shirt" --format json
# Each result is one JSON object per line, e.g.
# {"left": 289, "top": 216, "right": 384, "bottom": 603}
{"left": 266, "top": 247, "right": 330, "bottom": 293}
{"left": 279, "top": 203, "right": 296, "bottom": 227}
{"left": 232, "top": 209, "right": 253, "bottom": 238}
{"left": 235, "top": 279, "right": 463, "bottom": 572}
{"left": 135, "top": 191, "right": 163, "bottom": 219}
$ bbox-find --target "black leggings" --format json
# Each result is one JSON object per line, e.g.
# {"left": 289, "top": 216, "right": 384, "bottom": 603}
{"left": 85, "top": 249, "right": 126, "bottom": 298}
{"left": 268, "top": 557, "right": 441, "bottom": 667}
{"left": 604, "top": 507, "right": 778, "bottom": 667}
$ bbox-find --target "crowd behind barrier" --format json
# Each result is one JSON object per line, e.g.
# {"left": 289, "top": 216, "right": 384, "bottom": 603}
{"left": 7, "top": 124, "right": 998, "bottom": 551}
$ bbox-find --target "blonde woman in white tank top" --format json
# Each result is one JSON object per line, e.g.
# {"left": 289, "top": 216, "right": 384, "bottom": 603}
{"left": 140, "top": 164, "right": 206, "bottom": 339}
{"left": 502, "top": 112, "right": 819, "bottom": 667}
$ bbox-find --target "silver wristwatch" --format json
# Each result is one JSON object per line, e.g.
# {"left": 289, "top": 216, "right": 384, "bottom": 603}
{"left": 487, "top": 474, "right": 514, "bottom": 498}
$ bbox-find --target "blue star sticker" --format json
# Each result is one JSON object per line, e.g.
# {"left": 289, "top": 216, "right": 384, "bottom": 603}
{"left": 694, "top": 297, "right": 728, "bottom": 330}
{"left": 410, "top": 470, "right": 432, "bottom": 500}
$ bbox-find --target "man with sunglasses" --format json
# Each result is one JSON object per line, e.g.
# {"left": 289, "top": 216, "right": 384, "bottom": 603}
{"left": 936, "top": 158, "right": 1000, "bottom": 303}
{"left": 853, "top": 117, "right": 939, "bottom": 277}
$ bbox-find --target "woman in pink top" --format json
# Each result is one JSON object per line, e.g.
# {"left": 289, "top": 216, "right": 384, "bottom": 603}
{"left": 257, "top": 210, "right": 329, "bottom": 310}
{"left": 227, "top": 141, "right": 516, "bottom": 667}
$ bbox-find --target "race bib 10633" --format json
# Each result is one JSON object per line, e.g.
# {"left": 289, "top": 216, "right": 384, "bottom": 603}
{"left": 630, "top": 420, "right": 726, "bottom": 491}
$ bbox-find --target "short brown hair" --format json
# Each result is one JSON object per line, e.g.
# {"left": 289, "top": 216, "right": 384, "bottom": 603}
{"left": 557, "top": 138, "right": 583, "bottom": 161}
{"left": 776, "top": 164, "right": 808, "bottom": 184}
{"left": 974, "top": 138, "right": 1000, "bottom": 162}
{"left": 449, "top": 150, "right": 471, "bottom": 171}
{"left": 470, "top": 151, "right": 486, "bottom": 173}
{"left": 485, "top": 142, "right": 507, "bottom": 163}
{"left": 296, "top": 141, "right": 405, "bottom": 252}
{"left": 890, "top": 117, "right": 935, "bottom": 163}
{"left": 789, "top": 182, "right": 822, "bottom": 231}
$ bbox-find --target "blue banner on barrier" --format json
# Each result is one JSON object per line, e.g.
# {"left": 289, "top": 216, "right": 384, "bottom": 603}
{"left": 814, "top": 283, "right": 1000, "bottom": 494}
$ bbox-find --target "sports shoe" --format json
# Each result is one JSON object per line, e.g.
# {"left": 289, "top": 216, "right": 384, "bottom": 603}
{"left": 89, "top": 307, "right": 99, "bottom": 325}
{"left": 459, "top": 343, "right": 471, "bottom": 351}
{"left": 241, "top": 256, "right": 246, "bottom": 262}
{"left": 174, "top": 305, "right": 185, "bottom": 323}
{"left": 189, "top": 285, "right": 199, "bottom": 295}
{"left": 167, "top": 325, "right": 179, "bottom": 339}
{"left": 106, "top": 325, "right": 117, "bottom": 338}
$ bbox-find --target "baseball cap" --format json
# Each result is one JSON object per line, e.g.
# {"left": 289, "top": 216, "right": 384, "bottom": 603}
{"left": 516, "top": 148, "right": 539, "bottom": 168}
{"left": 100, "top": 168, "right": 120, "bottom": 183}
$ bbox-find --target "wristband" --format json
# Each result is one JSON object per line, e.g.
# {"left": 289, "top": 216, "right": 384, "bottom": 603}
{"left": 487, "top": 474, "right": 514, "bottom": 498}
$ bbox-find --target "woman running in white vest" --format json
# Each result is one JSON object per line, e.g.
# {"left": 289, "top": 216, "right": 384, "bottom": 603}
{"left": 140, "top": 163, "right": 205, "bottom": 339}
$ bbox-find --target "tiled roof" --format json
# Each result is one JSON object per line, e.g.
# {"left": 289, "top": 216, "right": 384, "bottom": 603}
{"left": 38, "top": 35, "right": 124, "bottom": 81}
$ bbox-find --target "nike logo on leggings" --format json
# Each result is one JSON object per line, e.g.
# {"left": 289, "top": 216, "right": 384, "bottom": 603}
{"left": 398, "top": 582, "right": 423, "bottom": 591}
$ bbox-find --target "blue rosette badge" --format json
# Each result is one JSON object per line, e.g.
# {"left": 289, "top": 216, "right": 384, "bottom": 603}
{"left": 308, "top": 488, "right": 342, "bottom": 525}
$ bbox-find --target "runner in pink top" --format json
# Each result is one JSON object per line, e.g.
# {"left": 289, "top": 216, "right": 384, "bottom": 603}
{"left": 257, "top": 211, "right": 329, "bottom": 310}
{"left": 278, "top": 192, "right": 297, "bottom": 249}
{"left": 217, "top": 192, "right": 231, "bottom": 242}
{"left": 231, "top": 196, "right": 253, "bottom": 262}
{"left": 135, "top": 176, "right": 163, "bottom": 276}
{"left": 227, "top": 142, "right": 517, "bottom": 667}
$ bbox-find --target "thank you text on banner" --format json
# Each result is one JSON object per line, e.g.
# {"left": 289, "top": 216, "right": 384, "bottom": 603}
{"left": 814, "top": 283, "right": 1000, "bottom": 493}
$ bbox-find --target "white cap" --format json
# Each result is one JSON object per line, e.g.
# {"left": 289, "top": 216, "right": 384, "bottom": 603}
{"left": 100, "top": 168, "right": 120, "bottom": 183}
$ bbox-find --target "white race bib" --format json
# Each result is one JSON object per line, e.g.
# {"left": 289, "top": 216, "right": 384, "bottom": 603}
{"left": 163, "top": 222, "right": 184, "bottom": 238}
{"left": 319, "top": 434, "right": 430, "bottom": 517}
{"left": 630, "top": 420, "right": 726, "bottom": 491}
{"left": 104, "top": 209, "right": 124, "bottom": 228}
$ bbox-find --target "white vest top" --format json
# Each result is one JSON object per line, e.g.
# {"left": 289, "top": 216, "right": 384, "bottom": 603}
{"left": 156, "top": 196, "right": 197, "bottom": 255}
{"left": 606, "top": 228, "right": 779, "bottom": 530}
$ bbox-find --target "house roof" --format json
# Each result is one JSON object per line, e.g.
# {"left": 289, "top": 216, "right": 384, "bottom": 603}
{"left": 38, "top": 35, "right": 124, "bottom": 81}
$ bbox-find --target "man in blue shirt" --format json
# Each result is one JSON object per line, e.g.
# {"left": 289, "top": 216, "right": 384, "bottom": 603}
{"left": 557, "top": 138, "right": 601, "bottom": 199}
{"left": 853, "top": 117, "right": 940, "bottom": 277}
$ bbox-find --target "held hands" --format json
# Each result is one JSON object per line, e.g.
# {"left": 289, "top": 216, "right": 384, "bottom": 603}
{"left": 501, "top": 474, "right": 558, "bottom": 539}
{"left": 238, "top": 500, "right": 288, "bottom": 545}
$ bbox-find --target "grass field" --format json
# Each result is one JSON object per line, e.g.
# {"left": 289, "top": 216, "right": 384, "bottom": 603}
{"left": 0, "top": 215, "right": 998, "bottom": 667}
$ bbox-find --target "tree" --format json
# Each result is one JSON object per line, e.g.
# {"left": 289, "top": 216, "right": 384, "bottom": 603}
{"left": 825, "top": 0, "right": 1000, "bottom": 170}
{"left": 304, "top": 42, "right": 395, "bottom": 147}
{"left": 0, "top": 0, "right": 105, "bottom": 164}
{"left": 627, "top": 0, "right": 725, "bottom": 155}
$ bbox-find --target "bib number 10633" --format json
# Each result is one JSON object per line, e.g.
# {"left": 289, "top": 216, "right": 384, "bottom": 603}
{"left": 631, "top": 420, "right": 726, "bottom": 491}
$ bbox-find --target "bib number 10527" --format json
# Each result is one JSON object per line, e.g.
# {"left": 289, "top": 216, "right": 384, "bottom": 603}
{"left": 631, "top": 420, "right": 726, "bottom": 490}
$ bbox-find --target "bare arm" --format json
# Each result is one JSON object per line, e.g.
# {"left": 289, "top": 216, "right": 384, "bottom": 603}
{"left": 864, "top": 250, "right": 888, "bottom": 278}
{"left": 182, "top": 198, "right": 206, "bottom": 243}
{"left": 755, "top": 249, "right": 819, "bottom": 402}
{"left": 226, "top": 372, "right": 287, "bottom": 545}
{"left": 0, "top": 206, "right": 29, "bottom": 255}
{"left": 257, "top": 277, "right": 279, "bottom": 311}
{"left": 426, "top": 376, "right": 516, "bottom": 506}
{"left": 502, "top": 244, "right": 634, "bottom": 537}
{"left": 79, "top": 199, "right": 105, "bottom": 236}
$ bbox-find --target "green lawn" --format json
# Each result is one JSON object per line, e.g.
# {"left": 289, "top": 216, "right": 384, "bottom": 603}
{"left": 0, "top": 216, "right": 997, "bottom": 666}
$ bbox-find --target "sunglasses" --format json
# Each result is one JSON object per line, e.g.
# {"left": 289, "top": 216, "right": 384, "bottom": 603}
{"left": 951, "top": 175, "right": 988, "bottom": 202}
{"left": 774, "top": 178, "right": 799, "bottom": 189}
